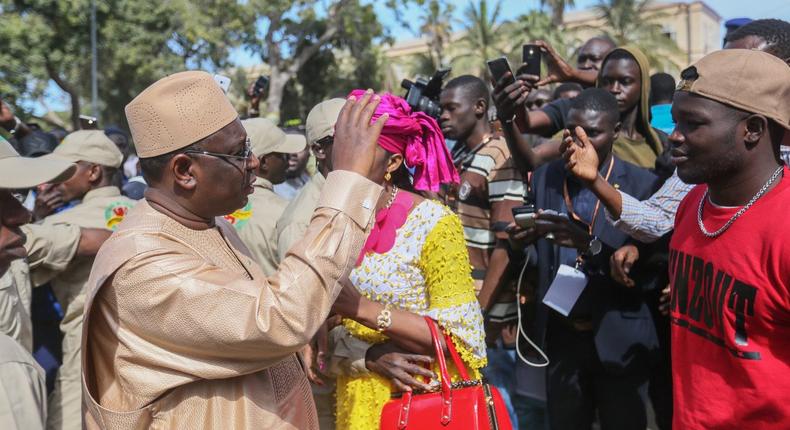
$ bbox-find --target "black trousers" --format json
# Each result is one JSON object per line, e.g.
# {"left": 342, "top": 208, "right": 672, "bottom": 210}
{"left": 545, "top": 318, "right": 650, "bottom": 430}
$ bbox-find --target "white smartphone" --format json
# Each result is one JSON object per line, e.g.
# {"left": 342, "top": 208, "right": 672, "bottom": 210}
{"left": 213, "top": 74, "right": 231, "bottom": 94}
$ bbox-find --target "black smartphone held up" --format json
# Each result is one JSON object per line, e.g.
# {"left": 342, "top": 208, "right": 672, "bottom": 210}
{"left": 487, "top": 56, "right": 515, "bottom": 86}
{"left": 512, "top": 204, "right": 536, "bottom": 229}
{"left": 252, "top": 75, "right": 269, "bottom": 97}
{"left": 522, "top": 44, "right": 542, "bottom": 77}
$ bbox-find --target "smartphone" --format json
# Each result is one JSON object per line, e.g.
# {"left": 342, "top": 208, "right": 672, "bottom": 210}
{"left": 252, "top": 75, "right": 269, "bottom": 97}
{"left": 487, "top": 57, "right": 515, "bottom": 86}
{"left": 522, "top": 44, "right": 541, "bottom": 77}
{"left": 512, "top": 204, "right": 536, "bottom": 228}
{"left": 79, "top": 115, "right": 98, "bottom": 130}
{"left": 213, "top": 74, "right": 232, "bottom": 94}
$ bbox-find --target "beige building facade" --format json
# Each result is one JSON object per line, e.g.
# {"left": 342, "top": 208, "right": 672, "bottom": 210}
{"left": 384, "top": 1, "right": 722, "bottom": 79}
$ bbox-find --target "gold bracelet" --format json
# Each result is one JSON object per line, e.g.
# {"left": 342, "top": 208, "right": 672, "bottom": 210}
{"left": 376, "top": 304, "right": 393, "bottom": 332}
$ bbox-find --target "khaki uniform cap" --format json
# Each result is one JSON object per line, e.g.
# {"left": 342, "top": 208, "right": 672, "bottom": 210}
{"left": 43, "top": 130, "right": 123, "bottom": 168}
{"left": 677, "top": 49, "right": 790, "bottom": 130}
{"left": 125, "top": 70, "right": 239, "bottom": 158}
{"left": 0, "top": 136, "right": 75, "bottom": 189}
{"left": 242, "top": 118, "right": 306, "bottom": 157}
{"left": 305, "top": 98, "right": 346, "bottom": 147}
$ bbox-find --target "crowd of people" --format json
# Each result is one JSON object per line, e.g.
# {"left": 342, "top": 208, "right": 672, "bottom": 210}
{"left": 0, "top": 16, "right": 789, "bottom": 430}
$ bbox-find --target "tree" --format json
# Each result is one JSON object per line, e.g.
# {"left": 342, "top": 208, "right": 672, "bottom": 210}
{"left": 242, "top": 0, "right": 386, "bottom": 120}
{"left": 419, "top": 0, "right": 455, "bottom": 70}
{"left": 509, "top": 10, "right": 579, "bottom": 62}
{"left": 592, "top": 0, "right": 684, "bottom": 71}
{"left": 0, "top": 0, "right": 247, "bottom": 130}
{"left": 454, "top": 0, "right": 507, "bottom": 80}
{"left": 541, "top": 0, "right": 575, "bottom": 27}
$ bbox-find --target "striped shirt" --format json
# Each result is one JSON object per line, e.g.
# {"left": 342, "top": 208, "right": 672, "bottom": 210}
{"left": 452, "top": 137, "right": 525, "bottom": 272}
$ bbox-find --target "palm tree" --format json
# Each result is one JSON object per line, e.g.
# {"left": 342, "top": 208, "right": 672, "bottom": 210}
{"left": 541, "top": 0, "right": 575, "bottom": 27}
{"left": 454, "top": 0, "right": 506, "bottom": 80}
{"left": 419, "top": 0, "right": 455, "bottom": 69}
{"left": 593, "top": 0, "right": 685, "bottom": 72}
{"left": 509, "top": 10, "right": 579, "bottom": 61}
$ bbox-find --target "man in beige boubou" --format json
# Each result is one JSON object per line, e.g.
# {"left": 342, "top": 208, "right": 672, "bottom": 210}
{"left": 229, "top": 118, "right": 305, "bottom": 275}
{"left": 81, "top": 71, "right": 387, "bottom": 429}
{"left": 22, "top": 130, "right": 134, "bottom": 430}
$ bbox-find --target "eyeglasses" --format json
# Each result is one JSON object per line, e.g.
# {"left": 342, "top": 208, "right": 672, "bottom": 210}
{"left": 184, "top": 137, "right": 252, "bottom": 172}
{"left": 315, "top": 135, "right": 334, "bottom": 147}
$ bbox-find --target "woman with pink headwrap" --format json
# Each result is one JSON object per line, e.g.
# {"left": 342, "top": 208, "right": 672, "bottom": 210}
{"left": 329, "top": 90, "right": 487, "bottom": 429}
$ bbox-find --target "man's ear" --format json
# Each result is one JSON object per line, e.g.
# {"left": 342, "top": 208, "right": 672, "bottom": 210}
{"left": 475, "top": 98, "right": 488, "bottom": 117}
{"left": 744, "top": 115, "right": 768, "bottom": 147}
{"left": 171, "top": 154, "right": 197, "bottom": 191}
{"left": 311, "top": 143, "right": 326, "bottom": 160}
{"left": 87, "top": 164, "right": 102, "bottom": 182}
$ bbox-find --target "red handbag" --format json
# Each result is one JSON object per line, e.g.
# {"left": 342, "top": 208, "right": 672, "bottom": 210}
{"left": 380, "top": 317, "right": 513, "bottom": 430}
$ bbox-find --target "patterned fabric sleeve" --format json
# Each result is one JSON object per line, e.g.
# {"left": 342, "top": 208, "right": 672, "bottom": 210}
{"left": 420, "top": 211, "right": 488, "bottom": 370}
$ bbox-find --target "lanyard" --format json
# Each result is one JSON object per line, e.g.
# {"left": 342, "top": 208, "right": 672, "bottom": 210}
{"left": 562, "top": 156, "right": 615, "bottom": 236}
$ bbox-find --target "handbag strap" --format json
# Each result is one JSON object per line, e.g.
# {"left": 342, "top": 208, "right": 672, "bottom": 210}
{"left": 424, "top": 317, "right": 452, "bottom": 425}
{"left": 443, "top": 331, "right": 471, "bottom": 381}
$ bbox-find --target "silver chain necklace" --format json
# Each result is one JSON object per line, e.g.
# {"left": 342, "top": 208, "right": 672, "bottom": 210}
{"left": 697, "top": 165, "right": 784, "bottom": 238}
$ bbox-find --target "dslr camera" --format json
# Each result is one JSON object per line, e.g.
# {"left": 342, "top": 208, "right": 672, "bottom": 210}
{"left": 400, "top": 67, "right": 451, "bottom": 120}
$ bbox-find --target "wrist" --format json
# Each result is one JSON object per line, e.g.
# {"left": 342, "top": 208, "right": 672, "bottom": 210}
{"left": 587, "top": 172, "right": 605, "bottom": 188}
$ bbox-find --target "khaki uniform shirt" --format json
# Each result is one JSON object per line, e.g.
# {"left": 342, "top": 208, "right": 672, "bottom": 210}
{"left": 0, "top": 333, "right": 47, "bottom": 429}
{"left": 228, "top": 177, "right": 288, "bottom": 276}
{"left": 81, "top": 171, "right": 380, "bottom": 429}
{"left": 0, "top": 223, "right": 80, "bottom": 352}
{"left": 275, "top": 173, "right": 325, "bottom": 263}
{"left": 24, "top": 186, "right": 135, "bottom": 430}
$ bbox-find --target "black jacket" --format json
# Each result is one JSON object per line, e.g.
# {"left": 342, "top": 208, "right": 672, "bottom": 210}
{"left": 527, "top": 156, "right": 662, "bottom": 374}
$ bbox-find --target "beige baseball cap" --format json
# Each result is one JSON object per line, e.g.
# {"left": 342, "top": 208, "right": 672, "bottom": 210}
{"left": 306, "top": 98, "right": 346, "bottom": 146}
{"left": 0, "top": 136, "right": 75, "bottom": 189}
{"left": 242, "top": 118, "right": 306, "bottom": 157}
{"left": 125, "top": 70, "right": 239, "bottom": 158}
{"left": 677, "top": 49, "right": 790, "bottom": 130}
{"left": 43, "top": 130, "right": 123, "bottom": 168}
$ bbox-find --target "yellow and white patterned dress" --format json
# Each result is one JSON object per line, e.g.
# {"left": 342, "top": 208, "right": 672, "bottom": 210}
{"left": 336, "top": 198, "right": 487, "bottom": 429}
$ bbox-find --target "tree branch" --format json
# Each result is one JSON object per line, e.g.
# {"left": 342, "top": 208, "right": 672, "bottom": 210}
{"left": 287, "top": 0, "right": 352, "bottom": 74}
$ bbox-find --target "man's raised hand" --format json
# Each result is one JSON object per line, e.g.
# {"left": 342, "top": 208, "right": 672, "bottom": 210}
{"left": 332, "top": 90, "right": 388, "bottom": 180}
{"left": 563, "top": 127, "right": 600, "bottom": 185}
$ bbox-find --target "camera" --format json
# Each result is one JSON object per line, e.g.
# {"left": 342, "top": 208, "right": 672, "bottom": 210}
{"left": 400, "top": 67, "right": 451, "bottom": 120}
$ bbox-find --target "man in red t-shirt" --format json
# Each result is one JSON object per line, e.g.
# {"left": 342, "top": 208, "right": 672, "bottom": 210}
{"left": 668, "top": 49, "right": 790, "bottom": 429}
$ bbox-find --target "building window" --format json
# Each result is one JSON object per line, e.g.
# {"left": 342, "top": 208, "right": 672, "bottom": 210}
{"left": 662, "top": 26, "right": 676, "bottom": 41}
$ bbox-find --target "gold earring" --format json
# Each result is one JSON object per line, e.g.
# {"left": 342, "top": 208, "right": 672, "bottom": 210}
{"left": 384, "top": 171, "right": 392, "bottom": 182}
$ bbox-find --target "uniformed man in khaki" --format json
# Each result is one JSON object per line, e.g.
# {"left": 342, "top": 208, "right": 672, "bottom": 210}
{"left": 23, "top": 130, "right": 135, "bottom": 430}
{"left": 276, "top": 99, "right": 344, "bottom": 262}
{"left": 228, "top": 118, "right": 305, "bottom": 275}
{"left": 0, "top": 135, "right": 76, "bottom": 430}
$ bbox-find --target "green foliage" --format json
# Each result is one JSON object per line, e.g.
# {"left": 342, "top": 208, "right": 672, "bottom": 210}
{"left": 454, "top": 0, "right": 507, "bottom": 80}
{"left": 0, "top": 0, "right": 247, "bottom": 130}
{"left": 592, "top": 0, "right": 685, "bottom": 72}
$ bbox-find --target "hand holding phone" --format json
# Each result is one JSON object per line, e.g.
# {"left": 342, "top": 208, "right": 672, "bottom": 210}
{"left": 512, "top": 204, "right": 536, "bottom": 228}
{"left": 487, "top": 57, "right": 516, "bottom": 87}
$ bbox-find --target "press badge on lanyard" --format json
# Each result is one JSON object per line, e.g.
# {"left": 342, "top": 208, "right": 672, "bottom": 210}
{"left": 542, "top": 157, "right": 615, "bottom": 317}
{"left": 542, "top": 263, "right": 588, "bottom": 317}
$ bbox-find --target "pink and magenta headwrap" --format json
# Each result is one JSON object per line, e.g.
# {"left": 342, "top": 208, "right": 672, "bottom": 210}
{"left": 347, "top": 90, "right": 459, "bottom": 192}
